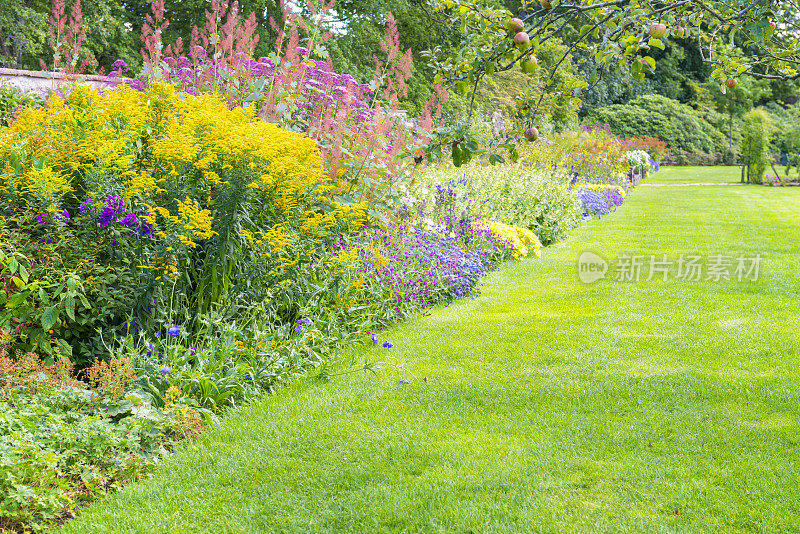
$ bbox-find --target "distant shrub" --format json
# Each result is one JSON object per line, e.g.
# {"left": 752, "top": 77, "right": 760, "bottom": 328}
{"left": 585, "top": 95, "right": 726, "bottom": 157}
{"left": 741, "top": 108, "right": 773, "bottom": 184}
{"left": 519, "top": 129, "right": 629, "bottom": 186}
{"left": 620, "top": 136, "right": 669, "bottom": 162}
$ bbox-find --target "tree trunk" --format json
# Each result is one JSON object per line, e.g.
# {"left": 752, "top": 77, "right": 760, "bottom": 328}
{"left": 729, "top": 112, "right": 734, "bottom": 154}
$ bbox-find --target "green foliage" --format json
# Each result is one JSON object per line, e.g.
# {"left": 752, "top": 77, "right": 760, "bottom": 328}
{"left": 586, "top": 95, "right": 727, "bottom": 157}
{"left": 0, "top": 0, "right": 139, "bottom": 73}
{"left": 741, "top": 108, "right": 773, "bottom": 185}
{"left": 0, "top": 218, "right": 138, "bottom": 368}
{"left": 0, "top": 85, "right": 44, "bottom": 127}
{"left": 0, "top": 350, "right": 200, "bottom": 532}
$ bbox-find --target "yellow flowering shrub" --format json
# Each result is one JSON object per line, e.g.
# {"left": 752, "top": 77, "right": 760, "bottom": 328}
{"left": 479, "top": 220, "right": 542, "bottom": 258}
{"left": 0, "top": 84, "right": 363, "bottom": 316}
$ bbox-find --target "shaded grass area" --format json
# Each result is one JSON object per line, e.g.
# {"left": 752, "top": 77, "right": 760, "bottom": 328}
{"left": 649, "top": 165, "right": 744, "bottom": 184}
{"left": 61, "top": 171, "right": 800, "bottom": 533}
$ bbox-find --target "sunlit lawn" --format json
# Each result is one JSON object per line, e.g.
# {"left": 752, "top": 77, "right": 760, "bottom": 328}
{"left": 648, "top": 165, "right": 743, "bottom": 184}
{"left": 62, "top": 168, "right": 800, "bottom": 533}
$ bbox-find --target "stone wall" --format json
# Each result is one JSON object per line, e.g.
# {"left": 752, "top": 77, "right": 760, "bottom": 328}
{"left": 0, "top": 68, "right": 119, "bottom": 95}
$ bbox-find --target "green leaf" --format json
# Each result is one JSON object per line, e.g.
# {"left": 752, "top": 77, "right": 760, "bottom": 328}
{"left": 64, "top": 296, "right": 76, "bottom": 321}
{"left": 8, "top": 291, "right": 30, "bottom": 307}
{"left": 41, "top": 306, "right": 59, "bottom": 331}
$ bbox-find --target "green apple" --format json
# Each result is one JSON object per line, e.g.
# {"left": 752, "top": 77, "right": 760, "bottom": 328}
{"left": 521, "top": 56, "right": 538, "bottom": 73}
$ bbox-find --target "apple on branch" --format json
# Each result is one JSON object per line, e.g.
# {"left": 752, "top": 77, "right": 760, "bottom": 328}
{"left": 649, "top": 23, "right": 667, "bottom": 39}
{"left": 514, "top": 32, "right": 530, "bottom": 52}
{"left": 504, "top": 18, "right": 524, "bottom": 35}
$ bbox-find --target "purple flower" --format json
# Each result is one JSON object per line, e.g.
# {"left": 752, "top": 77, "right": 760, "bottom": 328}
{"left": 372, "top": 334, "right": 379, "bottom": 344}
{"left": 295, "top": 324, "right": 304, "bottom": 334}
{"left": 167, "top": 325, "right": 181, "bottom": 337}
{"left": 98, "top": 206, "right": 116, "bottom": 227}
{"left": 189, "top": 348, "right": 197, "bottom": 356}
{"left": 155, "top": 331, "right": 161, "bottom": 337}
{"left": 79, "top": 200, "right": 96, "bottom": 214}
{"left": 120, "top": 213, "right": 139, "bottom": 228}
{"left": 245, "top": 373, "right": 254, "bottom": 382}
{"left": 111, "top": 59, "right": 129, "bottom": 73}
{"left": 35, "top": 213, "right": 48, "bottom": 225}
{"left": 160, "top": 366, "right": 171, "bottom": 375}
{"left": 383, "top": 341, "right": 394, "bottom": 349}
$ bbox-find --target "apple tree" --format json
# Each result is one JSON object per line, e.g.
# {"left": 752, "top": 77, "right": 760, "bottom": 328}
{"left": 422, "top": 0, "right": 800, "bottom": 164}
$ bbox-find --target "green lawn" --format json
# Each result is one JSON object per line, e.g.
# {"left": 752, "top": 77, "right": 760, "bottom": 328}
{"left": 647, "top": 165, "right": 744, "bottom": 184}
{"left": 61, "top": 168, "right": 800, "bottom": 533}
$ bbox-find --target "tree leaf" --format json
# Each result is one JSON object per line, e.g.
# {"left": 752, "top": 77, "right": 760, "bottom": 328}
{"left": 41, "top": 306, "right": 59, "bottom": 331}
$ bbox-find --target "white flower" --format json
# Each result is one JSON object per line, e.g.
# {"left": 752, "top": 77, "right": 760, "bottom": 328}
{"left": 420, "top": 187, "right": 429, "bottom": 196}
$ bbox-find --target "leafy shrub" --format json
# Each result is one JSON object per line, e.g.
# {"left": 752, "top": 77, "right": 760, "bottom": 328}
{"left": 585, "top": 95, "right": 727, "bottom": 157}
{"left": 417, "top": 162, "right": 582, "bottom": 245}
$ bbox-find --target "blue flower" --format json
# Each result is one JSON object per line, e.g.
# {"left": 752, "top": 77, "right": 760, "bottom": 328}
{"left": 147, "top": 342, "right": 154, "bottom": 350}
{"left": 295, "top": 324, "right": 304, "bottom": 334}
{"left": 189, "top": 347, "right": 197, "bottom": 356}
{"left": 296, "top": 318, "right": 312, "bottom": 325}
{"left": 160, "top": 366, "right": 171, "bottom": 375}
{"left": 383, "top": 341, "right": 394, "bottom": 349}
{"left": 167, "top": 325, "right": 181, "bottom": 337}
{"left": 155, "top": 331, "right": 160, "bottom": 337}
{"left": 245, "top": 373, "right": 254, "bottom": 382}
{"left": 372, "top": 334, "right": 379, "bottom": 344}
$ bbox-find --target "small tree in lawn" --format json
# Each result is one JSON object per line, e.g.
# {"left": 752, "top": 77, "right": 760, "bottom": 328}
{"left": 740, "top": 109, "right": 773, "bottom": 184}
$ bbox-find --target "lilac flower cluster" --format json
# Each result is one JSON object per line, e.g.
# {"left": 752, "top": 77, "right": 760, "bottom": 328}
{"left": 81, "top": 195, "right": 154, "bottom": 236}
{"left": 121, "top": 47, "right": 374, "bottom": 124}
{"left": 576, "top": 189, "right": 612, "bottom": 218}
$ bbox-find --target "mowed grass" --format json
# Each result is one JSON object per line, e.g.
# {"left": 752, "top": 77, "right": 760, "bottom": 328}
{"left": 61, "top": 169, "right": 800, "bottom": 533}
{"left": 648, "top": 165, "right": 743, "bottom": 184}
